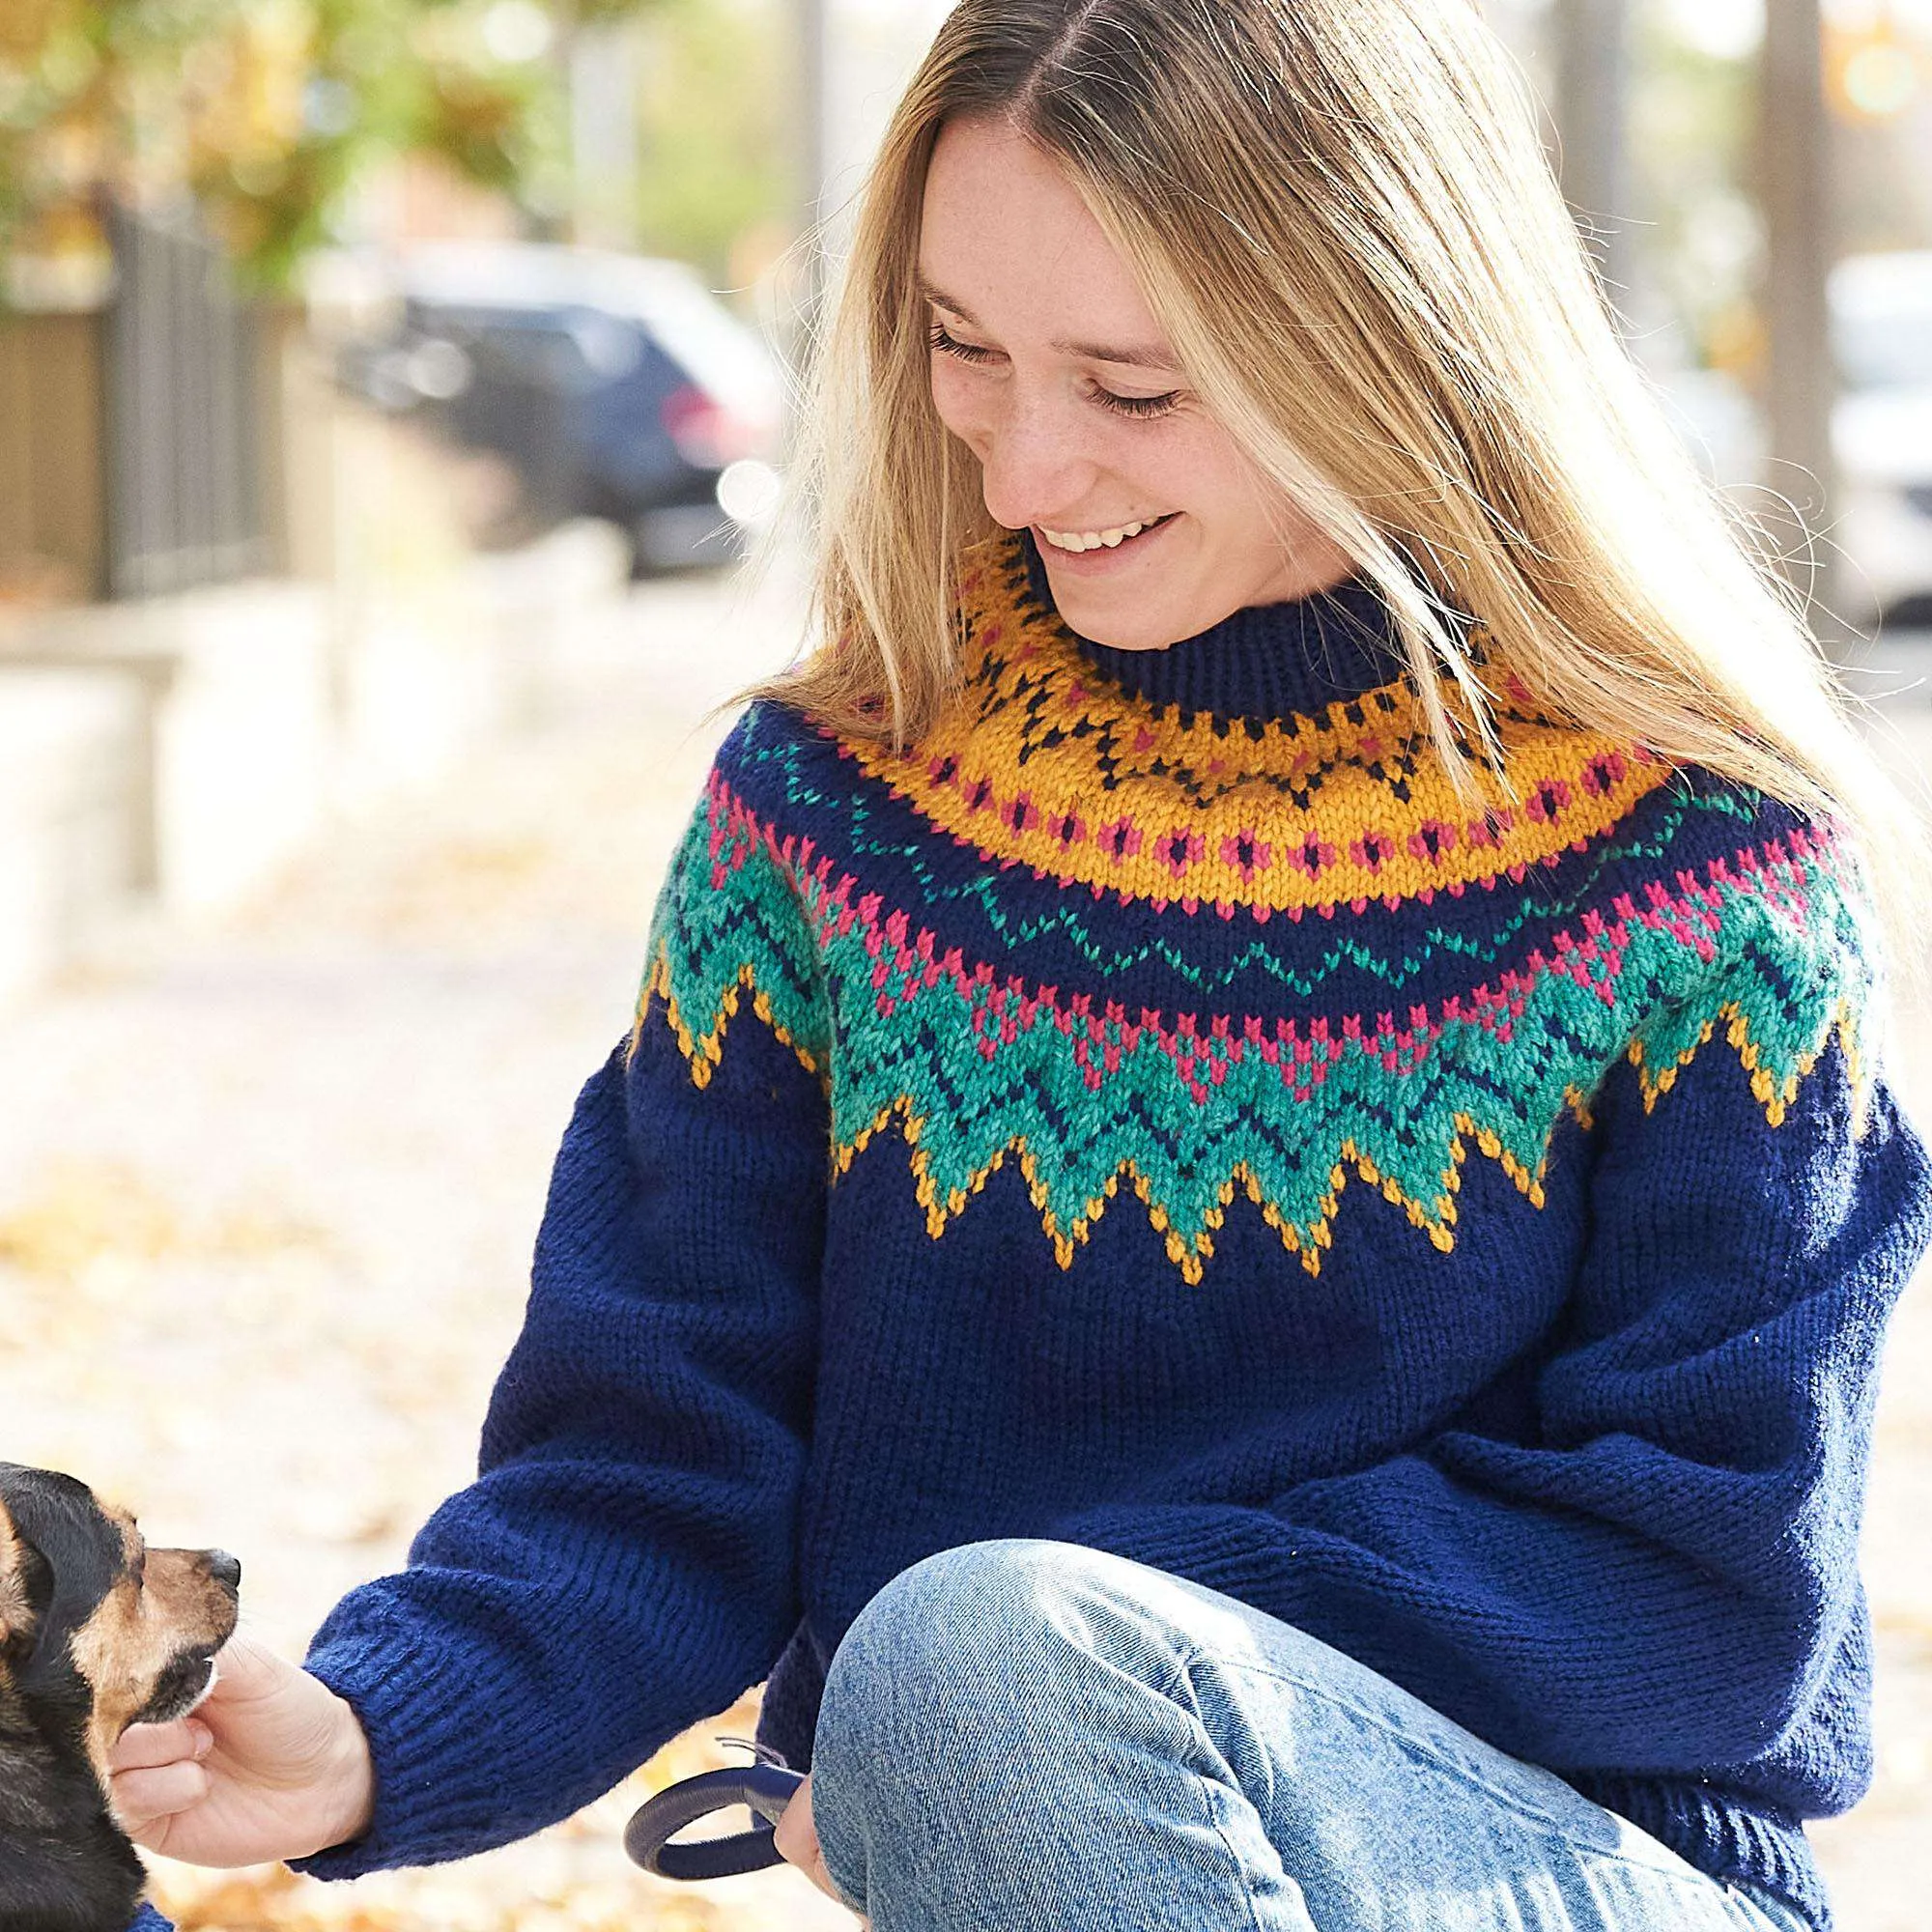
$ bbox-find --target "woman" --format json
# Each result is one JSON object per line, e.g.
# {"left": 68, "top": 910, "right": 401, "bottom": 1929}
{"left": 110, "top": 4, "right": 1931, "bottom": 1929}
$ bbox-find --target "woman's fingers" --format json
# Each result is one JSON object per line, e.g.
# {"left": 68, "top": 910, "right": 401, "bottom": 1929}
{"left": 111, "top": 1759, "right": 210, "bottom": 1840}
{"left": 773, "top": 1773, "right": 849, "bottom": 1906}
{"left": 772, "top": 1771, "right": 816, "bottom": 1866}
{"left": 110, "top": 1721, "right": 213, "bottom": 1845}
{"left": 109, "top": 1718, "right": 211, "bottom": 1773}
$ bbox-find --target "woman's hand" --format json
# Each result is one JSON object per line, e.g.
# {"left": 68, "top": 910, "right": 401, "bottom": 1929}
{"left": 773, "top": 1772, "right": 867, "bottom": 1923}
{"left": 107, "top": 1632, "right": 376, "bottom": 1866}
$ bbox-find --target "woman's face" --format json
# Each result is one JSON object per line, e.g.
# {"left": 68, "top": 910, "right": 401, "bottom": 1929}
{"left": 918, "top": 115, "right": 1353, "bottom": 651}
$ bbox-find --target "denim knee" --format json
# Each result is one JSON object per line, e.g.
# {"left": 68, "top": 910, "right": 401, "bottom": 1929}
{"left": 811, "top": 1536, "right": 1205, "bottom": 1769}
{"left": 808, "top": 1540, "right": 1316, "bottom": 1924}
{"left": 810, "top": 1540, "right": 1149, "bottom": 1910}
{"left": 819, "top": 1540, "right": 1065, "bottom": 1736}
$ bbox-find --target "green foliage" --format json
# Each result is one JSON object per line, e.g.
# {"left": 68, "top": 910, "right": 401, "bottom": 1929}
{"left": 202, "top": 0, "right": 567, "bottom": 288}
{"left": 0, "top": 0, "right": 666, "bottom": 294}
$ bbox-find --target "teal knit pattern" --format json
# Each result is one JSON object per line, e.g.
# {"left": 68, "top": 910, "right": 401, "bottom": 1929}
{"left": 637, "top": 536, "right": 1872, "bottom": 1284}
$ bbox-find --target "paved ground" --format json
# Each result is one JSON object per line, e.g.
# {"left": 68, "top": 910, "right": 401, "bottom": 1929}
{"left": 0, "top": 554, "right": 852, "bottom": 1932}
{"left": 1, "top": 574, "right": 1928, "bottom": 1929}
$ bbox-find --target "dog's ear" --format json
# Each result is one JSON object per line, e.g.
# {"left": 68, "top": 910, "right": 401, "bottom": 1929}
{"left": 0, "top": 1484, "right": 150, "bottom": 1932}
{"left": 0, "top": 1492, "right": 56, "bottom": 1665}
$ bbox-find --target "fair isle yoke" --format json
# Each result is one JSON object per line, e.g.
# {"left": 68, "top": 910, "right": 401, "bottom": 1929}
{"left": 639, "top": 530, "right": 1871, "bottom": 1286}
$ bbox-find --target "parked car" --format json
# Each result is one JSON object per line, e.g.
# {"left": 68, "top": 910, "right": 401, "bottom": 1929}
{"left": 333, "top": 242, "right": 785, "bottom": 575}
{"left": 1832, "top": 249, "right": 1932, "bottom": 632}
{"left": 1647, "top": 256, "right": 1932, "bottom": 636}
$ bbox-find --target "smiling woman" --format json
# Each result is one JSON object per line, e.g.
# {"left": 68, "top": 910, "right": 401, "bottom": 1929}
{"left": 911, "top": 119, "right": 1358, "bottom": 647}
{"left": 745, "top": 0, "right": 1924, "bottom": 966}
{"left": 98, "top": 8, "right": 1932, "bottom": 1932}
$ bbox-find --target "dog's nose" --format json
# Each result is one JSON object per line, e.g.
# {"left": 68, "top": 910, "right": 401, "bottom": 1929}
{"left": 205, "top": 1549, "right": 242, "bottom": 1591}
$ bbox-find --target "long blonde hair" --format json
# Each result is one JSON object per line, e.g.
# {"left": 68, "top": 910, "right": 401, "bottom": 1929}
{"left": 730, "top": 0, "right": 1928, "bottom": 990}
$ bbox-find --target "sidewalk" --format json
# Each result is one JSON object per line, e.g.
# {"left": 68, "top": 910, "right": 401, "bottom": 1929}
{"left": 0, "top": 577, "right": 1926, "bottom": 1929}
{"left": 0, "top": 553, "right": 852, "bottom": 1932}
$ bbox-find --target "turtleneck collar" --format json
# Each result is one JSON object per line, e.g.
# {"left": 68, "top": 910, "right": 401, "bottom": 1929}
{"left": 1017, "top": 526, "right": 1411, "bottom": 728}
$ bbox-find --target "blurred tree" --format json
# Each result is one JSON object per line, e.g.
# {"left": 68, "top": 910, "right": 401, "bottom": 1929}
{"left": 1627, "top": 6, "right": 1763, "bottom": 375}
{"left": 0, "top": 0, "right": 669, "bottom": 300}
{"left": 629, "top": 0, "right": 787, "bottom": 287}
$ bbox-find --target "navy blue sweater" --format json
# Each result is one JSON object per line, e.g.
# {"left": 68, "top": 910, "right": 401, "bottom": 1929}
{"left": 285, "top": 533, "right": 1931, "bottom": 1928}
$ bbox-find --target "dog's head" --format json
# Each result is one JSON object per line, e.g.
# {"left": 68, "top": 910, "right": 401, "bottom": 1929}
{"left": 0, "top": 1463, "right": 242, "bottom": 1785}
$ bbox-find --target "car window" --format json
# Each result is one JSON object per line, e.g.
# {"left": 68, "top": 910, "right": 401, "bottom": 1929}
{"left": 1831, "top": 255, "right": 1932, "bottom": 393}
{"left": 413, "top": 307, "right": 620, "bottom": 391}
{"left": 1834, "top": 311, "right": 1932, "bottom": 393}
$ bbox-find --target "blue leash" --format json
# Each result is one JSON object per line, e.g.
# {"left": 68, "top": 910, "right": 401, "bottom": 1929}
{"left": 622, "top": 1738, "right": 806, "bottom": 1881}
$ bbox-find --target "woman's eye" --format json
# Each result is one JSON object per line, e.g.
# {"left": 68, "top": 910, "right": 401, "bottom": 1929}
{"left": 925, "top": 318, "right": 1180, "bottom": 421}
{"left": 1094, "top": 386, "right": 1181, "bottom": 420}
{"left": 926, "top": 320, "right": 996, "bottom": 364}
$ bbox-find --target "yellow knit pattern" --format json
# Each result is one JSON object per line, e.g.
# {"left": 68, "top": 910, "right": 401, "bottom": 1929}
{"left": 838, "top": 546, "right": 1673, "bottom": 913}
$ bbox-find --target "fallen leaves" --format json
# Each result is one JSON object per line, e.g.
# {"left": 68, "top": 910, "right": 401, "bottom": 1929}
{"left": 0, "top": 569, "right": 851, "bottom": 1930}
{"left": 146, "top": 1692, "right": 829, "bottom": 1932}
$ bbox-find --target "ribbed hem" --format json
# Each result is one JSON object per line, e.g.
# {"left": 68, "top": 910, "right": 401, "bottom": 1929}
{"left": 1566, "top": 1773, "right": 1828, "bottom": 1930}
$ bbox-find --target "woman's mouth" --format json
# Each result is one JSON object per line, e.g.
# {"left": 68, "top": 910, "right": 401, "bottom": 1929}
{"left": 1035, "top": 512, "right": 1179, "bottom": 567}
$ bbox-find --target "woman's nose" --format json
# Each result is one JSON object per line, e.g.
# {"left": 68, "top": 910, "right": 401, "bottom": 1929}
{"left": 974, "top": 397, "right": 1102, "bottom": 531}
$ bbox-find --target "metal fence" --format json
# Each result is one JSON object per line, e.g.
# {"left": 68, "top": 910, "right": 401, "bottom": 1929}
{"left": 103, "top": 203, "right": 269, "bottom": 600}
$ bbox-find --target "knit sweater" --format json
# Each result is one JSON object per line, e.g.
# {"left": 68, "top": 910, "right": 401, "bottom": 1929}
{"left": 290, "top": 528, "right": 1932, "bottom": 1929}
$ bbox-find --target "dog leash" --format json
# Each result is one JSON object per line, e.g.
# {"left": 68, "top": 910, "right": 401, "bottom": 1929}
{"left": 622, "top": 1734, "right": 806, "bottom": 1881}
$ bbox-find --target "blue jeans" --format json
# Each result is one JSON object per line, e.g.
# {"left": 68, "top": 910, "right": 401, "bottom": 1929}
{"left": 808, "top": 1539, "right": 1815, "bottom": 1932}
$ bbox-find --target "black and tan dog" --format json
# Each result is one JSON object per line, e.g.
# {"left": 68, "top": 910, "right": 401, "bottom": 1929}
{"left": 0, "top": 1463, "right": 241, "bottom": 1932}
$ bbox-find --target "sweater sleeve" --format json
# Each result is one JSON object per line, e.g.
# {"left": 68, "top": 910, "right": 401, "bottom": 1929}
{"left": 295, "top": 707, "right": 833, "bottom": 1875}
{"left": 1051, "top": 866, "right": 1932, "bottom": 1800}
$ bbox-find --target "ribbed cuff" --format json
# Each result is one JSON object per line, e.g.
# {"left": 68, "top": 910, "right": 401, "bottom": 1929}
{"left": 1565, "top": 1773, "right": 1827, "bottom": 1930}
{"left": 290, "top": 1603, "right": 517, "bottom": 1881}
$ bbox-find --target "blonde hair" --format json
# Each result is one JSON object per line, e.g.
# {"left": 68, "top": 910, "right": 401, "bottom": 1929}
{"left": 728, "top": 0, "right": 1928, "bottom": 994}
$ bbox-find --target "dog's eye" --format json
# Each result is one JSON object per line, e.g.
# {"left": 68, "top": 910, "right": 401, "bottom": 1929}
{"left": 131, "top": 1552, "right": 147, "bottom": 1590}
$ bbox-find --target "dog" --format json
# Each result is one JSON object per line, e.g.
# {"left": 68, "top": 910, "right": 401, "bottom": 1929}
{"left": 0, "top": 1463, "right": 241, "bottom": 1932}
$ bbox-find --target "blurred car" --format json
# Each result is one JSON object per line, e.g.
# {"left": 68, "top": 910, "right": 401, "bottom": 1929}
{"left": 1647, "top": 256, "right": 1932, "bottom": 635}
{"left": 1832, "top": 249, "right": 1932, "bottom": 632}
{"left": 333, "top": 242, "right": 785, "bottom": 575}
{"left": 1648, "top": 354, "right": 1769, "bottom": 493}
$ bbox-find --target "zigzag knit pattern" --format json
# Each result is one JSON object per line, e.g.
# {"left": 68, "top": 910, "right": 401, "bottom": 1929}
{"left": 637, "top": 530, "right": 1871, "bottom": 1286}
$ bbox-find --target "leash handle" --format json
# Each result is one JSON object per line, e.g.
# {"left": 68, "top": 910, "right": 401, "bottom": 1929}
{"left": 622, "top": 1760, "right": 806, "bottom": 1880}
